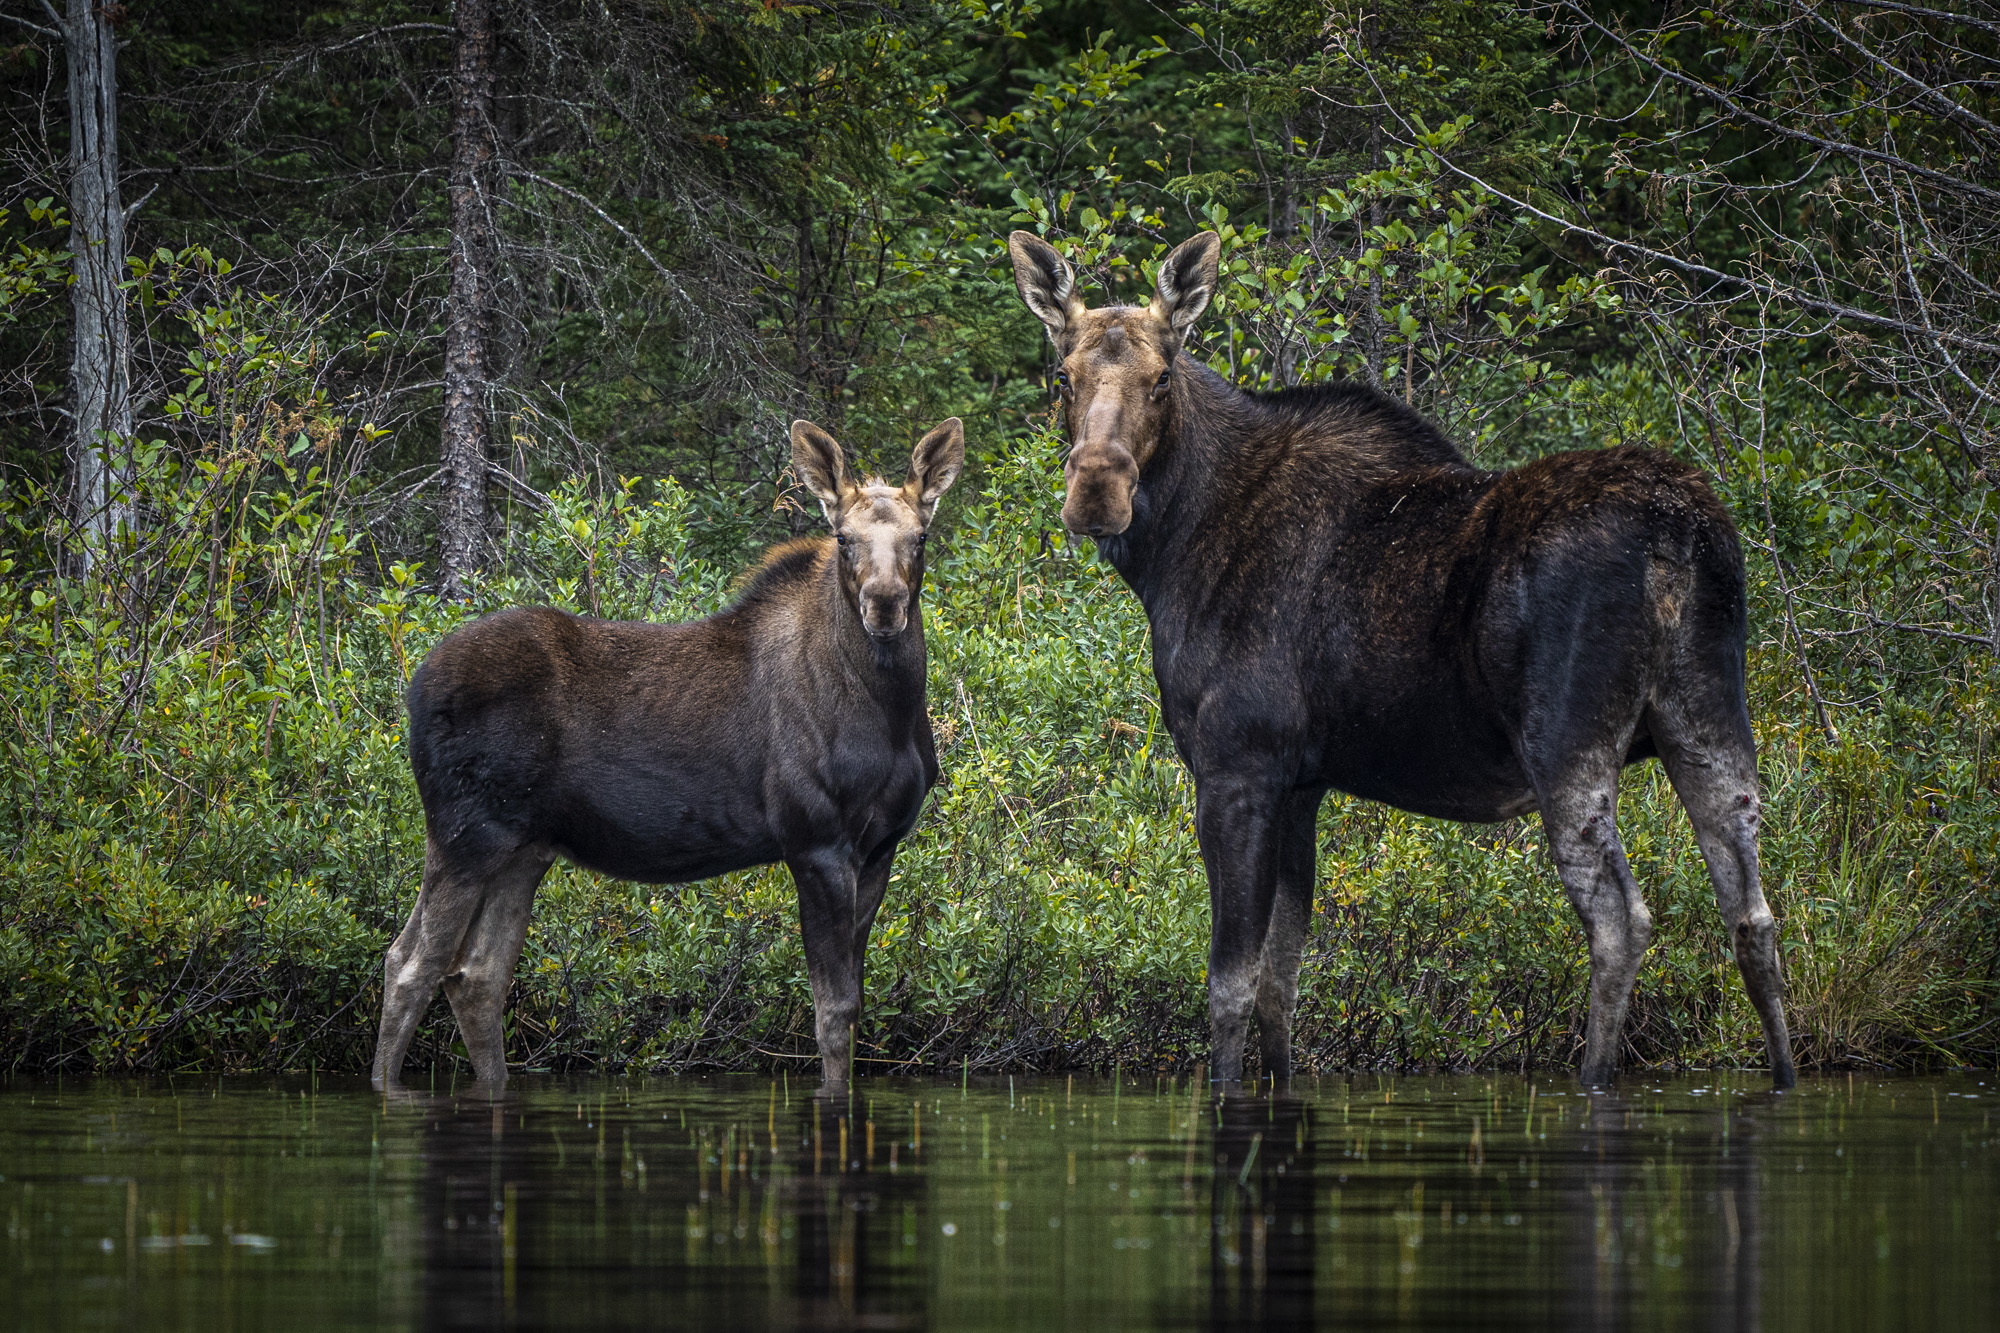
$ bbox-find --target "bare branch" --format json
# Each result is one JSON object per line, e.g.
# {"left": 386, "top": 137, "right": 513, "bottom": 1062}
{"left": 1558, "top": 3, "right": 2000, "bottom": 205}
{"left": 1835, "top": 0, "right": 2000, "bottom": 42}
{"left": 1, "top": 9, "right": 60, "bottom": 39}
{"left": 509, "top": 168, "right": 689, "bottom": 310}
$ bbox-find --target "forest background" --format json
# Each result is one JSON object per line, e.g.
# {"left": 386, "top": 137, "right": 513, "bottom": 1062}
{"left": 2, "top": 0, "right": 1996, "bottom": 1079}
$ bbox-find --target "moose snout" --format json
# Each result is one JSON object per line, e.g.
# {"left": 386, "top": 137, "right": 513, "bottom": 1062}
{"left": 1061, "top": 445, "right": 1139, "bottom": 537}
{"left": 860, "top": 579, "right": 909, "bottom": 638}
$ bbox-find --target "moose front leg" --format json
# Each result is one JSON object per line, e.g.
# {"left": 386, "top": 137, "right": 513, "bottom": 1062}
{"left": 849, "top": 840, "right": 899, "bottom": 1023}
{"left": 1197, "top": 771, "right": 1288, "bottom": 1084}
{"left": 850, "top": 842, "right": 897, "bottom": 968}
{"left": 790, "top": 848, "right": 863, "bottom": 1088}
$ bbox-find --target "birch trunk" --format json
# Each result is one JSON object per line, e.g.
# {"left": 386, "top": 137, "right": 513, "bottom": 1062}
{"left": 64, "top": 0, "right": 131, "bottom": 575}
{"left": 439, "top": 0, "right": 498, "bottom": 598}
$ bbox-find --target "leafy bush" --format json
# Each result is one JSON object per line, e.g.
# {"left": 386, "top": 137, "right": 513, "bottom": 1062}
{"left": 2, "top": 152, "right": 1994, "bottom": 1079}
{"left": 4, "top": 404, "right": 1995, "bottom": 1078}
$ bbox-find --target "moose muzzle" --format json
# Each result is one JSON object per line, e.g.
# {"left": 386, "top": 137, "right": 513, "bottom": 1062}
{"left": 1061, "top": 441, "right": 1141, "bottom": 537}
{"left": 860, "top": 577, "right": 910, "bottom": 638}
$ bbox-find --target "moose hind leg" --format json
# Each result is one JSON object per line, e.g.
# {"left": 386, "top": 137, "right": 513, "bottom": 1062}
{"left": 1254, "top": 789, "right": 1324, "bottom": 1082}
{"left": 373, "top": 838, "right": 485, "bottom": 1091}
{"left": 1541, "top": 774, "right": 1653, "bottom": 1087}
{"left": 1655, "top": 722, "right": 1796, "bottom": 1089}
{"left": 440, "top": 848, "right": 553, "bottom": 1087}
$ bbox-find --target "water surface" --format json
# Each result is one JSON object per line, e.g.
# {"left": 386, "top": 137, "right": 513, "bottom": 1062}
{"left": 3, "top": 1071, "right": 1995, "bottom": 1329}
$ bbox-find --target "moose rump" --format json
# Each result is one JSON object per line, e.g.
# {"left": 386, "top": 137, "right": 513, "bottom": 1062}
{"left": 370, "top": 418, "right": 964, "bottom": 1090}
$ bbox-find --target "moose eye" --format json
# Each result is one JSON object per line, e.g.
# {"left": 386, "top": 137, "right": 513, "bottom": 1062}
{"left": 835, "top": 532, "right": 848, "bottom": 547}
{"left": 1156, "top": 369, "right": 1172, "bottom": 390}
{"left": 1053, "top": 370, "right": 1071, "bottom": 392}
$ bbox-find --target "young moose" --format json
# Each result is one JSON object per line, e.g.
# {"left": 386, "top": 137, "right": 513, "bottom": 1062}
{"left": 1008, "top": 229, "right": 1794, "bottom": 1089}
{"left": 370, "top": 419, "right": 964, "bottom": 1091}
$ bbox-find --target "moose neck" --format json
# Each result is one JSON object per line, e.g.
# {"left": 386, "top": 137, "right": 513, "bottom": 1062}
{"left": 1088, "top": 355, "right": 1242, "bottom": 608}
{"left": 823, "top": 552, "right": 929, "bottom": 717}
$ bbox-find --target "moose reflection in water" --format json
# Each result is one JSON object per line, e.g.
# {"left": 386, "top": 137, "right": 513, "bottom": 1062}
{"left": 371, "top": 419, "right": 965, "bottom": 1091}
{"left": 381, "top": 1076, "right": 1786, "bottom": 1332}
{"left": 404, "top": 1087, "right": 928, "bottom": 1330}
{"left": 4, "top": 1074, "right": 1992, "bottom": 1330}
{"left": 1008, "top": 229, "right": 1794, "bottom": 1089}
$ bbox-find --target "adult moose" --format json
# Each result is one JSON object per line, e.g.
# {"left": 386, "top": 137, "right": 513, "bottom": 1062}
{"left": 1008, "top": 230, "right": 1794, "bottom": 1089}
{"left": 370, "top": 419, "right": 964, "bottom": 1091}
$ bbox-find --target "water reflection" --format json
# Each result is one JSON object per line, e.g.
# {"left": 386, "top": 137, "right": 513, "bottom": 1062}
{"left": 1555, "top": 1089, "right": 1768, "bottom": 1333}
{"left": 2, "top": 1073, "right": 1995, "bottom": 1331}
{"left": 414, "top": 1094, "right": 523, "bottom": 1328}
{"left": 782, "top": 1093, "right": 927, "bottom": 1329}
{"left": 1209, "top": 1090, "right": 1315, "bottom": 1331}
{"left": 396, "top": 1083, "right": 934, "bottom": 1329}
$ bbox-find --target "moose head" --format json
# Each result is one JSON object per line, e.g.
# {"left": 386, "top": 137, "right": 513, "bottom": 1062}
{"left": 1007, "top": 230, "right": 1220, "bottom": 537}
{"left": 791, "top": 417, "right": 965, "bottom": 639}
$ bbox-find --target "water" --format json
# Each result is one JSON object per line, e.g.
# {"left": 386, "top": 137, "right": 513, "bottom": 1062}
{"left": 2, "top": 1072, "right": 1994, "bottom": 1330}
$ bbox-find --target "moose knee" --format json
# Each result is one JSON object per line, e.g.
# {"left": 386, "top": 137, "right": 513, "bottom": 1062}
{"left": 384, "top": 939, "right": 437, "bottom": 995}
{"left": 1209, "top": 957, "right": 1262, "bottom": 1013}
{"left": 1256, "top": 968, "right": 1299, "bottom": 1012}
{"left": 446, "top": 962, "right": 503, "bottom": 1000}
{"left": 1628, "top": 899, "right": 1655, "bottom": 952}
{"left": 1734, "top": 907, "right": 1777, "bottom": 958}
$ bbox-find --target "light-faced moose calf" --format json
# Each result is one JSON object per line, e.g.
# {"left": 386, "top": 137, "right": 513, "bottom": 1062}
{"left": 1008, "top": 230, "right": 1795, "bottom": 1090}
{"left": 370, "top": 419, "right": 964, "bottom": 1091}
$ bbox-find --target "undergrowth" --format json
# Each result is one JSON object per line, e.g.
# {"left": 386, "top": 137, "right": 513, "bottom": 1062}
{"left": 3, "top": 414, "right": 1996, "bottom": 1079}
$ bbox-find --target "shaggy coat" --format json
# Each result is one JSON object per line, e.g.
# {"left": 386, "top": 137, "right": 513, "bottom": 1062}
{"left": 370, "top": 419, "right": 963, "bottom": 1089}
{"left": 1009, "top": 230, "right": 1793, "bottom": 1088}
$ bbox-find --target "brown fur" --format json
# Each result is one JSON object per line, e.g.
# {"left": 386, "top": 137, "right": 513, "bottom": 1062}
{"left": 370, "top": 419, "right": 965, "bottom": 1091}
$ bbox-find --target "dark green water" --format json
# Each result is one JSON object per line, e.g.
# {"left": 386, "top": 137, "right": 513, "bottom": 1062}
{"left": 2, "top": 1071, "right": 1995, "bottom": 1330}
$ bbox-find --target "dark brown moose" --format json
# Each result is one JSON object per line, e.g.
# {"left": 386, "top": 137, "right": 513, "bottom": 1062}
{"left": 1008, "top": 229, "right": 1794, "bottom": 1089}
{"left": 370, "top": 418, "right": 964, "bottom": 1091}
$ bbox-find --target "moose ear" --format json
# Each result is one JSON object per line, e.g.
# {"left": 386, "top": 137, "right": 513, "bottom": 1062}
{"left": 1152, "top": 231, "right": 1221, "bottom": 338}
{"left": 906, "top": 417, "right": 965, "bottom": 523}
{"left": 790, "top": 419, "right": 848, "bottom": 524}
{"left": 1008, "top": 231, "right": 1084, "bottom": 343}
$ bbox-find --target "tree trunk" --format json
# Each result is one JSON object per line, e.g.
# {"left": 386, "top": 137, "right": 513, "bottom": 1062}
{"left": 1988, "top": 514, "right": 2000, "bottom": 660}
{"left": 64, "top": 0, "right": 131, "bottom": 576}
{"left": 1361, "top": 5, "right": 1385, "bottom": 390}
{"left": 1364, "top": 127, "right": 1385, "bottom": 390}
{"left": 439, "top": 0, "right": 498, "bottom": 598}
{"left": 1273, "top": 115, "right": 1298, "bottom": 241}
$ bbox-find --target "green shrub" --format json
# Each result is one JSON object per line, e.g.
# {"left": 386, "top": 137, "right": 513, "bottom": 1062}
{"left": 4, "top": 407, "right": 1994, "bottom": 1078}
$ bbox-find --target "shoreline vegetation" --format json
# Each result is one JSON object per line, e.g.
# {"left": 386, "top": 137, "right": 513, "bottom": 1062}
{"left": 3, "top": 2, "right": 1996, "bottom": 1077}
{"left": 3, "top": 438, "right": 1994, "bottom": 1078}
